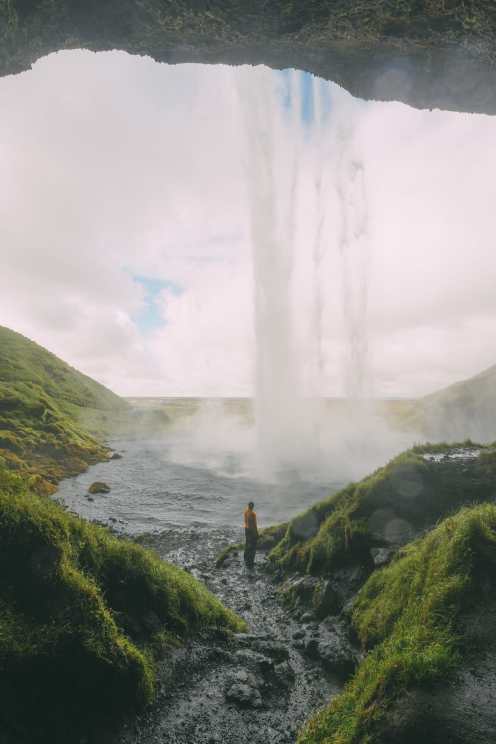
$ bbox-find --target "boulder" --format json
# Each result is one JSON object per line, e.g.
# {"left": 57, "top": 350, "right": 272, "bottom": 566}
{"left": 234, "top": 649, "right": 274, "bottom": 676}
{"left": 225, "top": 683, "right": 262, "bottom": 708}
{"left": 225, "top": 669, "right": 262, "bottom": 708}
{"left": 251, "top": 639, "right": 289, "bottom": 663}
{"left": 312, "top": 579, "right": 341, "bottom": 619}
{"left": 370, "top": 546, "right": 396, "bottom": 567}
{"left": 88, "top": 481, "right": 111, "bottom": 495}
{"left": 316, "top": 619, "right": 360, "bottom": 677}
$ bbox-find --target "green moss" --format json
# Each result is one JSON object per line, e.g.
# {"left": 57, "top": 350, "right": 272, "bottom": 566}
{"left": 299, "top": 503, "right": 496, "bottom": 744}
{"left": 268, "top": 444, "right": 496, "bottom": 579}
{"left": 0, "top": 467, "right": 244, "bottom": 742}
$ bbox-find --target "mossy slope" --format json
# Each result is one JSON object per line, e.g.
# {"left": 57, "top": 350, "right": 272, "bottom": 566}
{"left": 269, "top": 443, "right": 496, "bottom": 580}
{"left": 0, "top": 467, "right": 244, "bottom": 743}
{"left": 0, "top": 325, "right": 128, "bottom": 492}
{"left": 299, "top": 502, "right": 496, "bottom": 744}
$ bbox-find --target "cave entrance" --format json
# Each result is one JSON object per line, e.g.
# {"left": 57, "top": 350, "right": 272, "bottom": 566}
{"left": 2, "top": 50, "right": 496, "bottom": 476}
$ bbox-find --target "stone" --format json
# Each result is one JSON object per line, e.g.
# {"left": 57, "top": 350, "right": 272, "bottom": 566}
{"left": 251, "top": 639, "right": 289, "bottom": 662}
{"left": 370, "top": 547, "right": 396, "bottom": 567}
{"left": 304, "top": 637, "right": 320, "bottom": 658}
{"left": 225, "top": 683, "right": 262, "bottom": 708}
{"left": 314, "top": 621, "right": 358, "bottom": 678}
{"left": 88, "top": 481, "right": 111, "bottom": 495}
{"left": 312, "top": 579, "right": 340, "bottom": 619}
{"left": 273, "top": 661, "right": 295, "bottom": 688}
{"left": 110, "top": 452, "right": 123, "bottom": 460}
{"left": 225, "top": 669, "right": 262, "bottom": 708}
{"left": 234, "top": 649, "right": 274, "bottom": 676}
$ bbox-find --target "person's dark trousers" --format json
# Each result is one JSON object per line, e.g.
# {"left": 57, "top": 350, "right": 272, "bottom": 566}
{"left": 244, "top": 528, "right": 258, "bottom": 568}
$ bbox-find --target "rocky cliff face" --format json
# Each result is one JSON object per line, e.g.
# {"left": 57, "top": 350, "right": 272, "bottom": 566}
{"left": 1, "top": 0, "right": 496, "bottom": 113}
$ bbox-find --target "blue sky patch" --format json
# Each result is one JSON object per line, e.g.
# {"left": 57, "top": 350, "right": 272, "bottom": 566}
{"left": 132, "top": 274, "right": 182, "bottom": 333}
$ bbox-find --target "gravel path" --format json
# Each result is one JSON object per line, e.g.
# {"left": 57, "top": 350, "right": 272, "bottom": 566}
{"left": 117, "top": 527, "right": 341, "bottom": 744}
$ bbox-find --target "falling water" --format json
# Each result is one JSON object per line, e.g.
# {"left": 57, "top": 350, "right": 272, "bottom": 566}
{"left": 335, "top": 125, "right": 370, "bottom": 399}
{"left": 236, "top": 67, "right": 304, "bottom": 474}
{"left": 235, "top": 67, "right": 373, "bottom": 478}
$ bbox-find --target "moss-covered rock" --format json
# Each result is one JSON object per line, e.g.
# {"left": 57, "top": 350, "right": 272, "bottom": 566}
{"left": 88, "top": 480, "right": 111, "bottom": 494}
{"left": 299, "top": 502, "right": 496, "bottom": 744}
{"left": 1, "top": 1, "right": 496, "bottom": 113}
{"left": 0, "top": 467, "right": 244, "bottom": 743}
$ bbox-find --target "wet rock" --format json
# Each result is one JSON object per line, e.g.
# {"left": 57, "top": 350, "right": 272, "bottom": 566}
{"left": 292, "top": 628, "right": 305, "bottom": 640}
{"left": 312, "top": 579, "right": 340, "bottom": 619}
{"left": 251, "top": 639, "right": 289, "bottom": 662}
{"left": 370, "top": 546, "right": 396, "bottom": 567}
{"left": 304, "top": 637, "right": 320, "bottom": 657}
{"left": 315, "top": 620, "right": 359, "bottom": 677}
{"left": 88, "top": 481, "right": 111, "bottom": 495}
{"left": 233, "top": 633, "right": 271, "bottom": 646}
{"left": 225, "top": 669, "right": 262, "bottom": 708}
{"left": 225, "top": 683, "right": 262, "bottom": 708}
{"left": 300, "top": 611, "right": 315, "bottom": 623}
{"left": 280, "top": 575, "right": 320, "bottom": 608}
{"left": 110, "top": 452, "right": 123, "bottom": 460}
{"left": 234, "top": 649, "right": 274, "bottom": 676}
{"left": 273, "top": 660, "right": 295, "bottom": 688}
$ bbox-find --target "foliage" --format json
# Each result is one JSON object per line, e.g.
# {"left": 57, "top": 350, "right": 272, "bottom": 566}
{"left": 298, "top": 503, "right": 496, "bottom": 743}
{"left": 0, "top": 467, "right": 244, "bottom": 742}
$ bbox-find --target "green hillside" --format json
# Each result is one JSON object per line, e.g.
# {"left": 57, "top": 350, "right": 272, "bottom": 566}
{"left": 0, "top": 326, "right": 128, "bottom": 492}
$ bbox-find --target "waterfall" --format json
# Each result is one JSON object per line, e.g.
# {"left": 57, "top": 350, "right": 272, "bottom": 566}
{"left": 235, "top": 66, "right": 372, "bottom": 478}
{"left": 334, "top": 124, "right": 370, "bottom": 399}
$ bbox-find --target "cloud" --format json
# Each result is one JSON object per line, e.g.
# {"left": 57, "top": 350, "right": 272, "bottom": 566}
{"left": 1, "top": 51, "right": 496, "bottom": 398}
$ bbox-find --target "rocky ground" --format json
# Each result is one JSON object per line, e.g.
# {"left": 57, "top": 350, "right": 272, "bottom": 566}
{"left": 116, "top": 527, "right": 348, "bottom": 744}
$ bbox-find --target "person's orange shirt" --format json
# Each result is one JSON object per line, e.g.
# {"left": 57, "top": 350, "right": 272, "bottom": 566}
{"left": 244, "top": 508, "right": 258, "bottom": 531}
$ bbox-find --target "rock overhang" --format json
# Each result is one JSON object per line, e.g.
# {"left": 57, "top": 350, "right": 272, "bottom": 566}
{"left": 1, "top": 0, "right": 496, "bottom": 114}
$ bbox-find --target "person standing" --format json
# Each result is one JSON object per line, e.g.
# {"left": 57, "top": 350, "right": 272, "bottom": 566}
{"left": 243, "top": 501, "right": 258, "bottom": 569}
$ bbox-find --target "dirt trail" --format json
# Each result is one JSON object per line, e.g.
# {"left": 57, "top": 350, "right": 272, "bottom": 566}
{"left": 118, "top": 527, "right": 341, "bottom": 744}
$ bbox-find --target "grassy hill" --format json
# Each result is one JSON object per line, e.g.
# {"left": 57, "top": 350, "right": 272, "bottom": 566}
{"left": 0, "top": 326, "right": 129, "bottom": 493}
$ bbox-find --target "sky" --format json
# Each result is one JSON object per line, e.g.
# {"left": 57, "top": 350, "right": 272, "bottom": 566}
{"left": 1, "top": 50, "right": 496, "bottom": 398}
